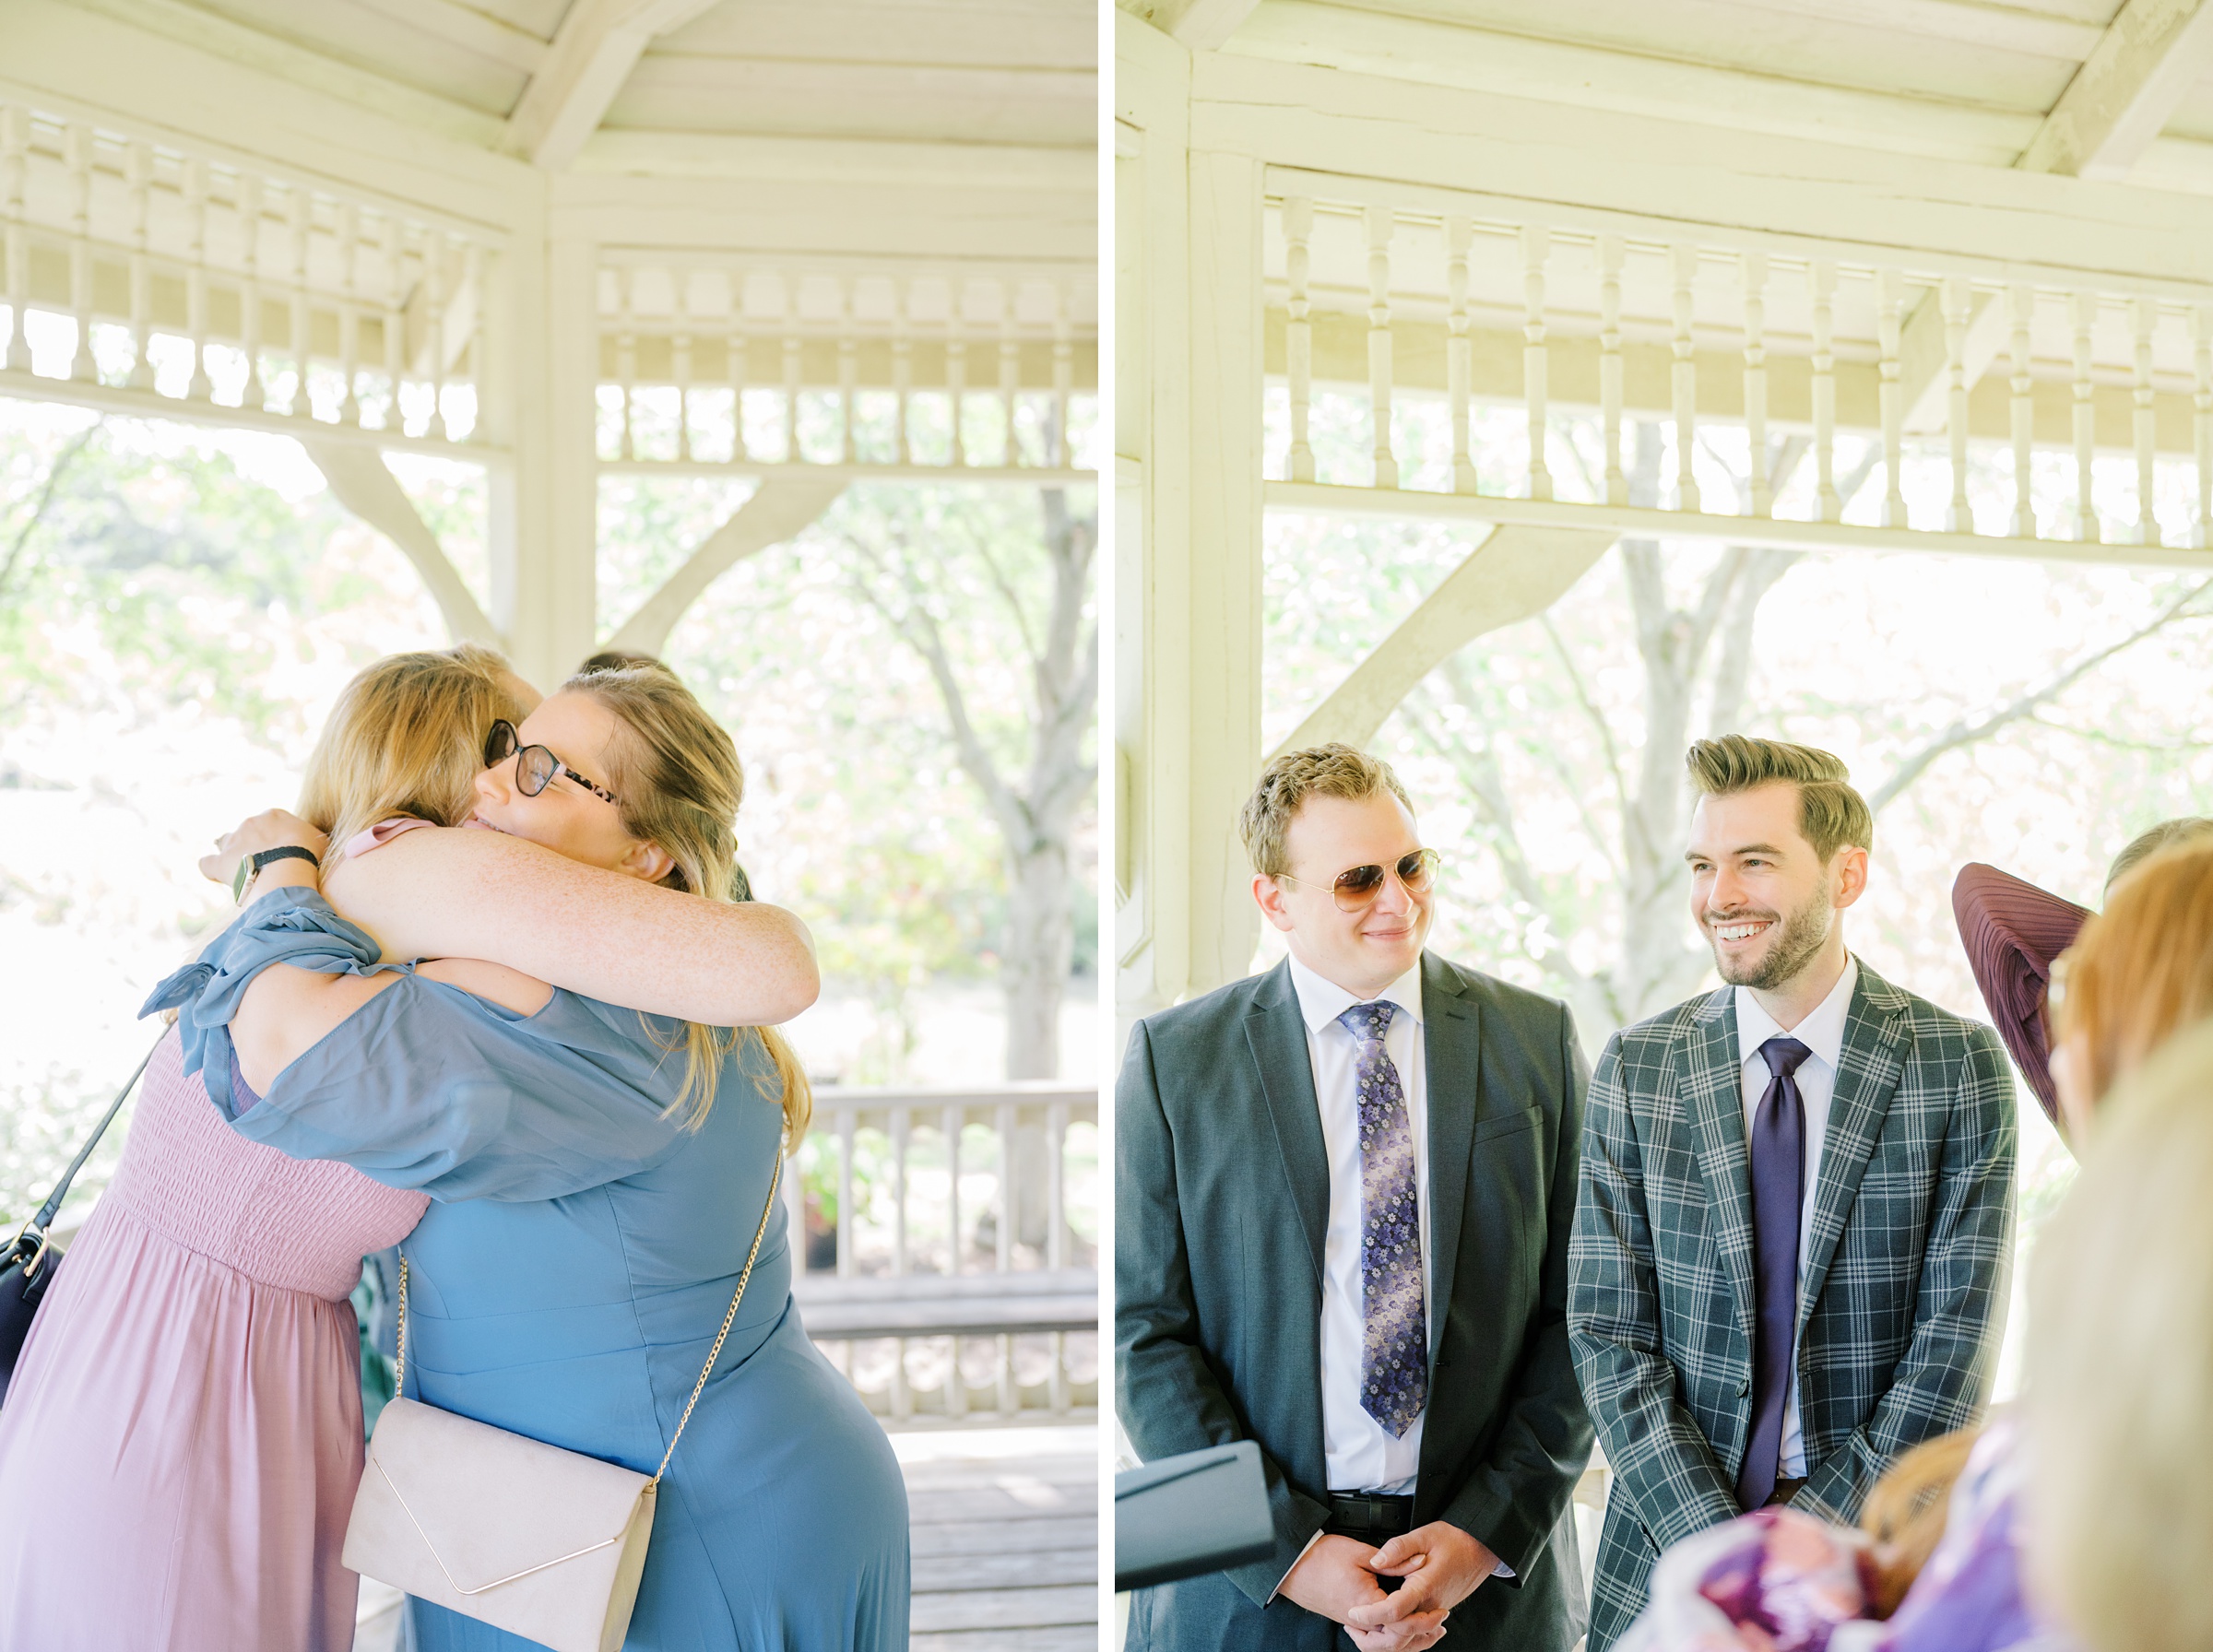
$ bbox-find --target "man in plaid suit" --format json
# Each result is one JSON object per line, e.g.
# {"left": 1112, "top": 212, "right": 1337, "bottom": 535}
{"left": 1570, "top": 737, "right": 2016, "bottom": 1649}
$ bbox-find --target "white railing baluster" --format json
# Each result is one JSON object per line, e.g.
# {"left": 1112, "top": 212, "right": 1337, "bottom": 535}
{"left": 460, "top": 242, "right": 482, "bottom": 431}
{"left": 998, "top": 1333, "right": 1015, "bottom": 1418}
{"left": 1448, "top": 215, "right": 1475, "bottom": 494}
{"left": 1670, "top": 244, "right": 1699, "bottom": 513}
{"left": 942, "top": 1103, "right": 963, "bottom": 1272}
{"left": 2195, "top": 305, "right": 2212, "bottom": 549}
{"left": 1600, "top": 235, "right": 1626, "bottom": 505}
{"left": 420, "top": 228, "right": 445, "bottom": 437}
{"left": 1366, "top": 206, "right": 1396, "bottom": 489}
{"left": 1743, "top": 250, "right": 1769, "bottom": 517}
{"left": 1522, "top": 224, "right": 1552, "bottom": 501}
{"left": 673, "top": 269, "right": 694, "bottom": 462}
{"left": 1876, "top": 269, "right": 1908, "bottom": 526}
{"left": 839, "top": 277, "right": 859, "bottom": 465}
{"left": 782, "top": 273, "right": 803, "bottom": 463}
{"left": 2009, "top": 283, "right": 2036, "bottom": 538}
{"left": 891, "top": 1338, "right": 911, "bottom": 1422}
{"left": 126, "top": 142, "right": 153, "bottom": 390}
{"left": 946, "top": 279, "right": 968, "bottom": 466}
{"left": 288, "top": 185, "right": 313, "bottom": 419}
{"left": 835, "top": 1109, "right": 855, "bottom": 1280}
{"left": 65, "top": 124, "right": 96, "bottom": 383}
{"left": 995, "top": 1099, "right": 1015, "bottom": 1272}
{"left": 2, "top": 108, "right": 29, "bottom": 372}
{"left": 891, "top": 277, "right": 912, "bottom": 466}
{"left": 1047, "top": 1097, "right": 1068, "bottom": 1270}
{"left": 2134, "top": 297, "right": 2158, "bottom": 546}
{"left": 998, "top": 281, "right": 1019, "bottom": 466}
{"left": 1050, "top": 1332, "right": 1070, "bottom": 1416}
{"left": 2071, "top": 291, "right": 2099, "bottom": 542}
{"left": 381, "top": 213, "right": 406, "bottom": 432}
{"left": 728, "top": 271, "right": 750, "bottom": 464}
{"left": 1286, "top": 196, "right": 1316, "bottom": 483}
{"left": 615, "top": 266, "right": 635, "bottom": 460}
{"left": 1809, "top": 259, "right": 1840, "bottom": 521}
{"left": 1944, "top": 275, "right": 1973, "bottom": 533}
{"left": 238, "top": 172, "right": 266, "bottom": 408}
{"left": 891, "top": 1103, "right": 911, "bottom": 1275}
{"left": 337, "top": 204, "right": 361, "bottom": 424}
{"left": 184, "top": 159, "right": 213, "bottom": 401}
{"left": 1051, "top": 286, "right": 1072, "bottom": 467}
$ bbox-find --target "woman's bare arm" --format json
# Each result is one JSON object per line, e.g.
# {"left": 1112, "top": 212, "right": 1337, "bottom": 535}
{"left": 318, "top": 825, "right": 819, "bottom": 1026}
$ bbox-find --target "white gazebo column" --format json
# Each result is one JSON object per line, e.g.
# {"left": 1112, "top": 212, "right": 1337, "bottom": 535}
{"left": 480, "top": 216, "right": 599, "bottom": 690}
{"left": 1117, "top": 16, "right": 1267, "bottom": 1031}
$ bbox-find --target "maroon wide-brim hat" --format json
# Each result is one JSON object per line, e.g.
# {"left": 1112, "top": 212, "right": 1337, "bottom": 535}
{"left": 1951, "top": 862, "right": 2094, "bottom": 1127}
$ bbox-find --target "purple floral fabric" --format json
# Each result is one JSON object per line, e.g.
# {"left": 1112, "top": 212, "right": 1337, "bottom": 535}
{"left": 1617, "top": 1417, "right": 2076, "bottom": 1652}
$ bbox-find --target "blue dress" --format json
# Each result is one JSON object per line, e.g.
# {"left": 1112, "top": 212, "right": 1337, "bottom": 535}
{"left": 147, "top": 890, "right": 910, "bottom": 1651}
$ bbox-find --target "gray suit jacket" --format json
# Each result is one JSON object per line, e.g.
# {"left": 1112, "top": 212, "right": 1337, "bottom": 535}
{"left": 1118, "top": 953, "right": 1595, "bottom": 1652}
{"left": 1568, "top": 959, "right": 2017, "bottom": 1650}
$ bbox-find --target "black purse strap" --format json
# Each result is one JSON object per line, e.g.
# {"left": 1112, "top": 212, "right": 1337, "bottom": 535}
{"left": 18, "top": 1032, "right": 165, "bottom": 1240}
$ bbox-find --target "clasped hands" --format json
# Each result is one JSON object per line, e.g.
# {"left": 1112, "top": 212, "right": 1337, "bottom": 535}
{"left": 1280, "top": 1522, "right": 1497, "bottom": 1649}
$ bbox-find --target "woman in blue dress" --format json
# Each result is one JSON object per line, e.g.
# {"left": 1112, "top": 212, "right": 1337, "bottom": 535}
{"left": 155, "top": 662, "right": 909, "bottom": 1651}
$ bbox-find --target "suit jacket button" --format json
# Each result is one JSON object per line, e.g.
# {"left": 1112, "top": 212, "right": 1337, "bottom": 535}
{"left": 1736, "top": 1379, "right": 1749, "bottom": 1397}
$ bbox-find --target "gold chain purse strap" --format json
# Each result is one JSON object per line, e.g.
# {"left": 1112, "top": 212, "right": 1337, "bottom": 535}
{"left": 394, "top": 1151, "right": 785, "bottom": 1491}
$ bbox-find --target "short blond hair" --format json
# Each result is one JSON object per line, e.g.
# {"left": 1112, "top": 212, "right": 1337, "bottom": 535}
{"left": 296, "top": 644, "right": 527, "bottom": 852}
{"left": 1238, "top": 743, "right": 1413, "bottom": 878}
{"left": 2030, "top": 1015, "right": 2213, "bottom": 1652}
{"left": 1685, "top": 735, "right": 1874, "bottom": 862}
{"left": 2055, "top": 839, "right": 2213, "bottom": 1108}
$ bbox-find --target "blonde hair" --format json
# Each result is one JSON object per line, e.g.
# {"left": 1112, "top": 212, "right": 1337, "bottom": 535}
{"left": 1857, "top": 1427, "right": 1982, "bottom": 1616}
{"left": 2029, "top": 1017, "right": 2213, "bottom": 1652}
{"left": 1238, "top": 743, "right": 1414, "bottom": 878}
{"left": 297, "top": 644, "right": 525, "bottom": 849}
{"left": 2054, "top": 839, "right": 2213, "bottom": 1108}
{"left": 1685, "top": 736, "right": 1875, "bottom": 861}
{"left": 565, "top": 664, "right": 811, "bottom": 1145}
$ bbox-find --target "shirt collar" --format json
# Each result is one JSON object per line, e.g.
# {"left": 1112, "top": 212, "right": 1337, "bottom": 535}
{"left": 1735, "top": 954, "right": 1859, "bottom": 1073}
{"left": 1286, "top": 950, "right": 1426, "bottom": 1037}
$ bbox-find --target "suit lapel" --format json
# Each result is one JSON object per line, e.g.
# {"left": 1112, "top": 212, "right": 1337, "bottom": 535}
{"left": 1246, "top": 961, "right": 1330, "bottom": 1284}
{"left": 1420, "top": 953, "right": 1479, "bottom": 1365}
{"left": 1796, "top": 961, "right": 1910, "bottom": 1336}
{"left": 1681, "top": 989, "right": 1757, "bottom": 1362}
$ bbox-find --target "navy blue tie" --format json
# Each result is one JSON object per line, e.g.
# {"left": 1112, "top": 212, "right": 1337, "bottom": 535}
{"left": 1738, "top": 1035, "right": 1811, "bottom": 1511}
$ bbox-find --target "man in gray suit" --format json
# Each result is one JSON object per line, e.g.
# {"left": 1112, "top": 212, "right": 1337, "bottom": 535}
{"left": 1570, "top": 737, "right": 2016, "bottom": 1648}
{"left": 1118, "top": 744, "right": 1593, "bottom": 1651}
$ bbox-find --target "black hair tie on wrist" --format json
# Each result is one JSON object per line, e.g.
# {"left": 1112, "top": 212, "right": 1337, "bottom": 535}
{"left": 232, "top": 844, "right": 322, "bottom": 904}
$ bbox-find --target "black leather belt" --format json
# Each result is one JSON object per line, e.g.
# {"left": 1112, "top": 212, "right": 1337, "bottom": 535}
{"left": 1325, "top": 1492, "right": 1415, "bottom": 1541}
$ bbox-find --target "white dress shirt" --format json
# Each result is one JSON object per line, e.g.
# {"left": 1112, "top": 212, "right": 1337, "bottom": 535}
{"left": 1734, "top": 955, "right": 1859, "bottom": 1480}
{"left": 1289, "top": 952, "right": 1432, "bottom": 1496}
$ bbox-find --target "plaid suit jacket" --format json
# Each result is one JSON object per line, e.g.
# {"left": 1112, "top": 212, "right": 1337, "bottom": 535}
{"left": 1568, "top": 958, "right": 2016, "bottom": 1650}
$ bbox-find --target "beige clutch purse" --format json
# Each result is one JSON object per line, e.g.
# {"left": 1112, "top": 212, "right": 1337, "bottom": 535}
{"left": 342, "top": 1157, "right": 782, "bottom": 1652}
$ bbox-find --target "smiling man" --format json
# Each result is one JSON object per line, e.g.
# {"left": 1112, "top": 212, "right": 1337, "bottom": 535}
{"left": 1118, "top": 744, "right": 1593, "bottom": 1652}
{"left": 1568, "top": 737, "right": 2017, "bottom": 1649}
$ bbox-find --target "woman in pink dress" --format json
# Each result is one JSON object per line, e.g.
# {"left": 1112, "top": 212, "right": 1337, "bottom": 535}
{"left": 0, "top": 644, "right": 822, "bottom": 1650}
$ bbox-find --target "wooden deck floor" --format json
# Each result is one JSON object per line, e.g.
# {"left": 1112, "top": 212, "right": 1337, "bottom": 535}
{"left": 352, "top": 1422, "right": 1100, "bottom": 1650}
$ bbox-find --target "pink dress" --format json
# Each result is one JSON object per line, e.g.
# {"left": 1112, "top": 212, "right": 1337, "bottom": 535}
{"left": 0, "top": 1025, "right": 428, "bottom": 1649}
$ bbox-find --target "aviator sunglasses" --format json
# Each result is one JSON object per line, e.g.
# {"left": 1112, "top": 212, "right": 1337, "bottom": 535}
{"left": 484, "top": 719, "right": 621, "bottom": 806}
{"left": 1277, "top": 848, "right": 1442, "bottom": 913}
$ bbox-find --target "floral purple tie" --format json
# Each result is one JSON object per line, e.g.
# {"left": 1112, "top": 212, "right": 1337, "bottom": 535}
{"left": 1739, "top": 1034, "right": 1811, "bottom": 1511}
{"left": 1339, "top": 1001, "right": 1427, "bottom": 1438}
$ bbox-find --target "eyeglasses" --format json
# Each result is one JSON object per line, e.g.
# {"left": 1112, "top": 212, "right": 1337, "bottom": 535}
{"left": 1276, "top": 848, "right": 1441, "bottom": 913}
{"left": 484, "top": 719, "right": 621, "bottom": 807}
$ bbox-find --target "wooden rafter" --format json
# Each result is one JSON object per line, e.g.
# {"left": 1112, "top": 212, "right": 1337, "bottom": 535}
{"left": 1150, "top": 0, "right": 1262, "bottom": 52}
{"left": 601, "top": 477, "right": 846, "bottom": 655}
{"left": 502, "top": 0, "right": 722, "bottom": 171}
{"left": 2018, "top": 0, "right": 2213, "bottom": 179}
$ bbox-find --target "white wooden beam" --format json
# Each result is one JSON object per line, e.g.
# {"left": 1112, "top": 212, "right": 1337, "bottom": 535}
{"left": 1270, "top": 525, "right": 1616, "bottom": 760}
{"left": 2017, "top": 0, "right": 2213, "bottom": 179}
{"left": 502, "top": 0, "right": 722, "bottom": 172}
{"left": 302, "top": 440, "right": 501, "bottom": 645}
{"left": 1266, "top": 480, "right": 2213, "bottom": 573}
{"left": 573, "top": 131, "right": 1095, "bottom": 192}
{"left": 1150, "top": 0, "right": 1263, "bottom": 52}
{"left": 601, "top": 478, "right": 846, "bottom": 655}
